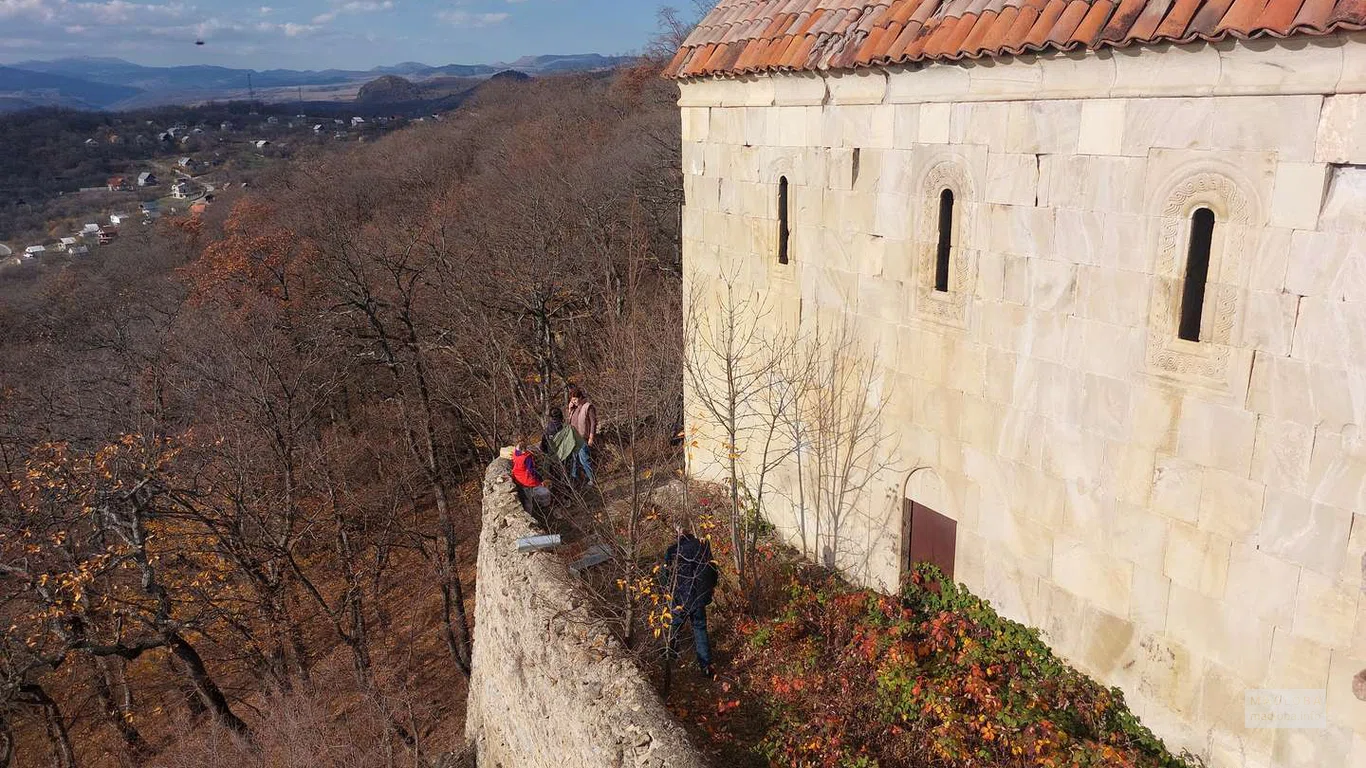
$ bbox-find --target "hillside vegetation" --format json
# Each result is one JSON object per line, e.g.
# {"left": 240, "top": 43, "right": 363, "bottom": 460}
{"left": 0, "top": 65, "right": 682, "bottom": 768}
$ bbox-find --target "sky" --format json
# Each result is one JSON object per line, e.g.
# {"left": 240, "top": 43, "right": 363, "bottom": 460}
{"left": 0, "top": 0, "right": 688, "bottom": 70}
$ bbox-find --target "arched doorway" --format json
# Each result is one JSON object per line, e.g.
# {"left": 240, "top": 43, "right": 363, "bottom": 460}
{"left": 900, "top": 467, "right": 957, "bottom": 581}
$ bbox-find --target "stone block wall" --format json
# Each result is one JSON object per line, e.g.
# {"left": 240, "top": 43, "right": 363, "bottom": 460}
{"left": 464, "top": 460, "right": 709, "bottom": 768}
{"left": 679, "top": 35, "right": 1366, "bottom": 768}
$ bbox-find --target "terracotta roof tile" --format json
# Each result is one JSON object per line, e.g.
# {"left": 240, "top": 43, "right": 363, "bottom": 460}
{"left": 663, "top": 0, "right": 1366, "bottom": 77}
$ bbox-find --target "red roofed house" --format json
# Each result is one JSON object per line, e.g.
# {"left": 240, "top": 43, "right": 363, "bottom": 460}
{"left": 669, "top": 3, "right": 1366, "bottom": 766}
{"left": 107, "top": 176, "right": 130, "bottom": 192}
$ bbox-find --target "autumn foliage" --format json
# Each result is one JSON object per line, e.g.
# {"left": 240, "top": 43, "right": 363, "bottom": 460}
{"left": 693, "top": 562, "right": 1201, "bottom": 768}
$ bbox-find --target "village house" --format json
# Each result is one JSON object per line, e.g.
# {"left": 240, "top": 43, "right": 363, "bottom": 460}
{"left": 97, "top": 226, "right": 118, "bottom": 245}
{"left": 23, "top": 245, "right": 45, "bottom": 256}
{"left": 109, "top": 213, "right": 131, "bottom": 226}
{"left": 56, "top": 237, "right": 78, "bottom": 252}
{"left": 81, "top": 223, "right": 100, "bottom": 236}
{"left": 106, "top": 176, "right": 130, "bottom": 192}
{"left": 171, "top": 180, "right": 192, "bottom": 199}
{"left": 137, "top": 171, "right": 157, "bottom": 187}
{"left": 669, "top": 2, "right": 1366, "bottom": 767}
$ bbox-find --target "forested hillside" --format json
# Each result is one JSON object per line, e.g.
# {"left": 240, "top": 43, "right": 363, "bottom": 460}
{"left": 0, "top": 64, "right": 682, "bottom": 768}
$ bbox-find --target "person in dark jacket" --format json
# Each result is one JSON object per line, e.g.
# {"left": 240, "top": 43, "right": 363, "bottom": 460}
{"left": 663, "top": 518, "right": 719, "bottom": 679}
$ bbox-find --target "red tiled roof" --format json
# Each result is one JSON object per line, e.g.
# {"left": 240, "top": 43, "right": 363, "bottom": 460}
{"left": 663, "top": 0, "right": 1366, "bottom": 78}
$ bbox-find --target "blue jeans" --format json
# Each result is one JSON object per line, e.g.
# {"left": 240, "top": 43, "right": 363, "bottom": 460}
{"left": 570, "top": 443, "right": 595, "bottom": 484}
{"left": 668, "top": 603, "right": 712, "bottom": 670}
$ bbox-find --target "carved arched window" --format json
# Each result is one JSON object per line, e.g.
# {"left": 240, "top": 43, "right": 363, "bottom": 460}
{"left": 935, "top": 189, "right": 954, "bottom": 292}
{"left": 1178, "top": 207, "right": 1215, "bottom": 342}
{"left": 777, "top": 176, "right": 790, "bottom": 266}
{"left": 914, "top": 160, "right": 975, "bottom": 329}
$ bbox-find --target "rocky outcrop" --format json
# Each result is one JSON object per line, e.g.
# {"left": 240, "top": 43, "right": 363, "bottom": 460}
{"left": 465, "top": 459, "right": 709, "bottom": 768}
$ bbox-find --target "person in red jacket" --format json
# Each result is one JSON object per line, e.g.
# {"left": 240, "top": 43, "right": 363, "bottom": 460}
{"left": 511, "top": 439, "right": 551, "bottom": 507}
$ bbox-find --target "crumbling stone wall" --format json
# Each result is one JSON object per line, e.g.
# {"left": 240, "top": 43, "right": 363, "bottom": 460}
{"left": 465, "top": 459, "right": 709, "bottom": 768}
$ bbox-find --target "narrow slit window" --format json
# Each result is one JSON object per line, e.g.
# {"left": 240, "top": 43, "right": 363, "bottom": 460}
{"left": 934, "top": 189, "right": 954, "bottom": 292}
{"left": 1179, "top": 207, "right": 1216, "bottom": 342}
{"left": 778, "top": 176, "right": 790, "bottom": 265}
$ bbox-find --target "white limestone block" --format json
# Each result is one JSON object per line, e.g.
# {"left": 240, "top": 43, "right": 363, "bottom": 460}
{"left": 975, "top": 249, "right": 1005, "bottom": 301}
{"left": 966, "top": 57, "right": 1044, "bottom": 101}
{"left": 918, "top": 102, "right": 951, "bottom": 144}
{"left": 890, "top": 104, "right": 920, "bottom": 149}
{"left": 1325, "top": 647, "right": 1366, "bottom": 733}
{"left": 681, "top": 106, "right": 709, "bottom": 143}
{"left": 1225, "top": 545, "right": 1301, "bottom": 625}
{"left": 1042, "top": 418, "right": 1105, "bottom": 483}
{"left": 1198, "top": 468, "right": 1266, "bottom": 542}
{"left": 1104, "top": 442, "right": 1158, "bottom": 506}
{"left": 1319, "top": 164, "right": 1366, "bottom": 234}
{"left": 1167, "top": 583, "right": 1273, "bottom": 681}
{"left": 1260, "top": 489, "right": 1353, "bottom": 579}
{"left": 1238, "top": 290, "right": 1299, "bottom": 356}
{"left": 1064, "top": 317, "right": 1143, "bottom": 380}
{"left": 1053, "top": 537, "right": 1134, "bottom": 617}
{"left": 1316, "top": 94, "right": 1366, "bottom": 164}
{"left": 1266, "top": 627, "right": 1331, "bottom": 690}
{"left": 1291, "top": 569, "right": 1360, "bottom": 646}
{"left": 826, "top": 69, "right": 887, "bottom": 105}
{"left": 1112, "top": 43, "right": 1221, "bottom": 98}
{"left": 1176, "top": 398, "right": 1258, "bottom": 475}
{"left": 1100, "top": 212, "right": 1152, "bottom": 272}
{"left": 771, "top": 73, "right": 826, "bottom": 106}
{"left": 1268, "top": 162, "right": 1328, "bottom": 229}
{"left": 1198, "top": 665, "right": 1276, "bottom": 750}
{"left": 984, "top": 153, "right": 1039, "bottom": 206}
{"left": 1215, "top": 38, "right": 1343, "bottom": 97}
{"left": 1052, "top": 207, "right": 1107, "bottom": 265}
{"left": 1130, "top": 386, "right": 1181, "bottom": 451}
{"left": 989, "top": 205, "right": 1056, "bottom": 259}
{"left": 1247, "top": 352, "right": 1313, "bottom": 422}
{"left": 1037, "top": 51, "right": 1116, "bottom": 100}
{"left": 1164, "top": 522, "right": 1232, "bottom": 597}
{"left": 886, "top": 64, "right": 970, "bottom": 104}
{"left": 1129, "top": 566, "right": 1173, "bottom": 632}
{"left": 1251, "top": 416, "right": 1314, "bottom": 495}
{"left": 1008, "top": 100, "right": 1083, "bottom": 155}
{"left": 855, "top": 274, "right": 908, "bottom": 325}
{"left": 1076, "top": 266, "right": 1150, "bottom": 327}
{"left": 1077, "top": 99, "right": 1126, "bottom": 156}
{"left": 1121, "top": 97, "right": 1214, "bottom": 156}
{"left": 1153, "top": 455, "right": 1204, "bottom": 523}
{"left": 949, "top": 101, "right": 1012, "bottom": 147}
{"left": 1082, "top": 373, "right": 1133, "bottom": 441}
{"left": 1291, "top": 298, "right": 1366, "bottom": 368}
{"left": 1271, "top": 722, "right": 1354, "bottom": 768}
{"left": 1209, "top": 95, "right": 1323, "bottom": 162}
{"left": 1041, "top": 154, "right": 1147, "bottom": 213}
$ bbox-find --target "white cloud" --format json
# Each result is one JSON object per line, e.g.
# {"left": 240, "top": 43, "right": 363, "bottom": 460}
{"left": 437, "top": 9, "right": 507, "bottom": 27}
{"left": 313, "top": 0, "right": 393, "bottom": 25}
{"left": 0, "top": 0, "right": 60, "bottom": 21}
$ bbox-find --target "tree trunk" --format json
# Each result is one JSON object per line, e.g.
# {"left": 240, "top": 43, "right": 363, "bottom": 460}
{"left": 90, "top": 657, "right": 151, "bottom": 757}
{"left": 168, "top": 633, "right": 251, "bottom": 736}
{"left": 20, "top": 684, "right": 75, "bottom": 768}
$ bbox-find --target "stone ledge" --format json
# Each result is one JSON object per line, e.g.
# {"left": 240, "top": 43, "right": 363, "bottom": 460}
{"left": 677, "top": 35, "right": 1366, "bottom": 108}
{"left": 465, "top": 459, "right": 709, "bottom": 768}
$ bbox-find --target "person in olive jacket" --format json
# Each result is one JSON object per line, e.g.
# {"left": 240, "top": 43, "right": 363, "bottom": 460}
{"left": 663, "top": 516, "right": 719, "bottom": 679}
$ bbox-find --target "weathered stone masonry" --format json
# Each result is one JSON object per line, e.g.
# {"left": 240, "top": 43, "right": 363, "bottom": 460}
{"left": 678, "top": 36, "right": 1366, "bottom": 768}
{"left": 464, "top": 459, "right": 709, "bottom": 768}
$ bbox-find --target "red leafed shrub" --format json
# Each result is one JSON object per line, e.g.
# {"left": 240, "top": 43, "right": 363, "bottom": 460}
{"left": 728, "top": 564, "right": 1201, "bottom": 768}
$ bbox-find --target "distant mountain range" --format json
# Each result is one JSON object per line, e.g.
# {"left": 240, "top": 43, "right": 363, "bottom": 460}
{"left": 0, "top": 54, "right": 636, "bottom": 113}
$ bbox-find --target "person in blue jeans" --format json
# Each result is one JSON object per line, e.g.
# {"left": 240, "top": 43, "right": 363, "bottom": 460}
{"left": 663, "top": 518, "right": 719, "bottom": 679}
{"left": 566, "top": 385, "right": 597, "bottom": 487}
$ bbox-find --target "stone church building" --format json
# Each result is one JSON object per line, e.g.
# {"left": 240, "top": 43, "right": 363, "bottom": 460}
{"left": 667, "top": 1, "right": 1366, "bottom": 765}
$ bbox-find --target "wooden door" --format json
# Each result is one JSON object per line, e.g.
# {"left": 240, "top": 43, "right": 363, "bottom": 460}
{"left": 902, "top": 499, "right": 956, "bottom": 581}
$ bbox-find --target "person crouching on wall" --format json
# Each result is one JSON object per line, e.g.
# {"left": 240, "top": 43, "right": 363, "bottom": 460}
{"left": 511, "top": 438, "right": 552, "bottom": 509}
